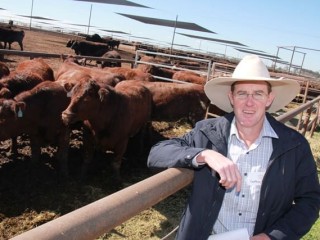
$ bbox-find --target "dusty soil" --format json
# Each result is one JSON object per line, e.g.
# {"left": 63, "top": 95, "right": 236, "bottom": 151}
{"left": 0, "top": 28, "right": 193, "bottom": 239}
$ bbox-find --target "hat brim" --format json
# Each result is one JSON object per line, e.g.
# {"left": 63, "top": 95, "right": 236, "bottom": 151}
{"left": 204, "top": 76, "right": 301, "bottom": 113}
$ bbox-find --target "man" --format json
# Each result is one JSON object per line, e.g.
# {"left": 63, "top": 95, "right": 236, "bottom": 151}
{"left": 147, "top": 55, "right": 320, "bottom": 240}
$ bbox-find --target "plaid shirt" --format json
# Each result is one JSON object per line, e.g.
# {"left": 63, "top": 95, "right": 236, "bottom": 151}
{"left": 213, "top": 117, "right": 278, "bottom": 236}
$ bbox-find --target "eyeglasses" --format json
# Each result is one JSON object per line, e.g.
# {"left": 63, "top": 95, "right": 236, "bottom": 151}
{"left": 233, "top": 91, "right": 268, "bottom": 100}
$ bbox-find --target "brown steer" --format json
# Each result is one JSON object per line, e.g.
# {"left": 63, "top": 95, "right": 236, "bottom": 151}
{"left": 55, "top": 58, "right": 125, "bottom": 89}
{"left": 61, "top": 80, "right": 152, "bottom": 182}
{"left": 0, "top": 81, "right": 71, "bottom": 176}
{"left": 138, "top": 81, "right": 210, "bottom": 125}
{"left": 0, "top": 58, "right": 54, "bottom": 98}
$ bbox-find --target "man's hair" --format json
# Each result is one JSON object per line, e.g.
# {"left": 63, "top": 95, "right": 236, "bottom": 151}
{"left": 231, "top": 81, "right": 272, "bottom": 93}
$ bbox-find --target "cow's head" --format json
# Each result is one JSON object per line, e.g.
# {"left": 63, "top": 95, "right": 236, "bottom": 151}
{"left": 62, "top": 79, "right": 112, "bottom": 125}
{"left": 0, "top": 99, "right": 25, "bottom": 139}
{"left": 0, "top": 99, "right": 26, "bottom": 120}
{"left": 66, "top": 39, "right": 75, "bottom": 48}
{"left": 70, "top": 41, "right": 79, "bottom": 50}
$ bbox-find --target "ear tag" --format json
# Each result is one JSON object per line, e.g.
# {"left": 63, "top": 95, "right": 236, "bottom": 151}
{"left": 67, "top": 91, "right": 72, "bottom": 97}
{"left": 18, "top": 108, "right": 23, "bottom": 118}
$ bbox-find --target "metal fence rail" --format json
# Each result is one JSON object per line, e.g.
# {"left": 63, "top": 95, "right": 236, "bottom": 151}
{"left": 135, "top": 49, "right": 213, "bottom": 81}
{"left": 0, "top": 49, "right": 134, "bottom": 64}
{"left": 11, "top": 168, "right": 193, "bottom": 240}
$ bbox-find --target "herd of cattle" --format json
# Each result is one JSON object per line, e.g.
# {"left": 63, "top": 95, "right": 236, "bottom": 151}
{"left": 0, "top": 26, "right": 121, "bottom": 66}
{"left": 0, "top": 55, "right": 214, "bottom": 183}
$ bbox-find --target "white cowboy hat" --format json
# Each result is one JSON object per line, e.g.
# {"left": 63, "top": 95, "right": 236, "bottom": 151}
{"left": 204, "top": 54, "right": 301, "bottom": 113}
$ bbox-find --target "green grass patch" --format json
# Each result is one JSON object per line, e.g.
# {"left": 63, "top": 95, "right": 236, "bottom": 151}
{"left": 302, "top": 218, "right": 320, "bottom": 240}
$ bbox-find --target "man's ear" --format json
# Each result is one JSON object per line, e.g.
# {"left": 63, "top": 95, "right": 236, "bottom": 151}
{"left": 266, "top": 92, "right": 275, "bottom": 108}
{"left": 228, "top": 91, "right": 234, "bottom": 106}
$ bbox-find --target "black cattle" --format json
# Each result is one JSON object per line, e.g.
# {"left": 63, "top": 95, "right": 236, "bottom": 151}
{"left": 84, "top": 33, "right": 120, "bottom": 50}
{"left": 66, "top": 39, "right": 75, "bottom": 48}
{"left": 66, "top": 40, "right": 109, "bottom": 57}
{"left": 85, "top": 33, "right": 104, "bottom": 43}
{"left": 0, "top": 27, "right": 25, "bottom": 51}
{"left": 106, "top": 39, "right": 120, "bottom": 50}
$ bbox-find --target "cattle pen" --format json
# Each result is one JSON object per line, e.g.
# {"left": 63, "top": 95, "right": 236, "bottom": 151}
{"left": 10, "top": 95, "right": 320, "bottom": 240}
{"left": 1, "top": 45, "right": 320, "bottom": 239}
{"left": 10, "top": 96, "right": 320, "bottom": 239}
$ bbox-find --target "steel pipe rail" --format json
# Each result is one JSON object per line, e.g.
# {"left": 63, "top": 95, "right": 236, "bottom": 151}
{"left": 11, "top": 168, "right": 194, "bottom": 240}
{"left": 276, "top": 96, "right": 320, "bottom": 123}
{"left": 135, "top": 50, "right": 213, "bottom": 81}
{"left": 0, "top": 49, "right": 135, "bottom": 64}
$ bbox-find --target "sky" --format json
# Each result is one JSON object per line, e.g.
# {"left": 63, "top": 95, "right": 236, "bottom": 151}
{"left": 0, "top": 0, "right": 320, "bottom": 72}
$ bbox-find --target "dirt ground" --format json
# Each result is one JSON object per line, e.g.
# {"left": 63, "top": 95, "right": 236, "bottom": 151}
{"left": 0, "top": 28, "right": 194, "bottom": 239}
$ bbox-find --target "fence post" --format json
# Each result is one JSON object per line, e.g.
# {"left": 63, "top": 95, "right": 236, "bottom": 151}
{"left": 300, "top": 106, "right": 312, "bottom": 136}
{"left": 310, "top": 103, "right": 320, "bottom": 138}
{"left": 297, "top": 80, "right": 309, "bottom": 130}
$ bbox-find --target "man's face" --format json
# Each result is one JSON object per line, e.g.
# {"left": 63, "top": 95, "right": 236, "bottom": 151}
{"left": 228, "top": 81, "right": 275, "bottom": 129}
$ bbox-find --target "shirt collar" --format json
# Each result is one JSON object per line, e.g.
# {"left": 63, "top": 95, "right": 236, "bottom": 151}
{"left": 229, "top": 116, "right": 279, "bottom": 142}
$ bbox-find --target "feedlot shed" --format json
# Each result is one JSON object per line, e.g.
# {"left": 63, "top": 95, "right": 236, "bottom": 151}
{"left": 1, "top": 28, "right": 319, "bottom": 239}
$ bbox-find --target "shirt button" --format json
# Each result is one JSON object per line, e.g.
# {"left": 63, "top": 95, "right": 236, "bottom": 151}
{"left": 242, "top": 194, "right": 245, "bottom": 198}
{"left": 239, "top": 213, "right": 242, "bottom": 216}
{"left": 244, "top": 173, "right": 247, "bottom": 176}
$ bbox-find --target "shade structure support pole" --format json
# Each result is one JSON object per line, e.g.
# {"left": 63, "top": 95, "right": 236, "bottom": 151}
{"left": 87, "top": 4, "right": 93, "bottom": 35}
{"left": 29, "top": 0, "right": 34, "bottom": 30}
{"left": 170, "top": 15, "right": 178, "bottom": 55}
{"left": 288, "top": 46, "right": 296, "bottom": 73}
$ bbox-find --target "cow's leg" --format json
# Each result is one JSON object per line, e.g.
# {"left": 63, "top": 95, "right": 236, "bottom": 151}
{"left": 80, "top": 125, "right": 95, "bottom": 180}
{"left": 11, "top": 136, "right": 18, "bottom": 156}
{"left": 56, "top": 128, "right": 71, "bottom": 178}
{"left": 30, "top": 136, "right": 41, "bottom": 162}
{"left": 112, "top": 140, "right": 128, "bottom": 184}
{"left": 18, "top": 41, "right": 23, "bottom": 51}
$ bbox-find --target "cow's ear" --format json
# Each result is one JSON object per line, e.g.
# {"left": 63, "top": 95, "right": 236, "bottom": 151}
{"left": 0, "top": 88, "right": 12, "bottom": 98}
{"left": 0, "top": 100, "right": 16, "bottom": 118}
{"left": 86, "top": 80, "right": 100, "bottom": 94}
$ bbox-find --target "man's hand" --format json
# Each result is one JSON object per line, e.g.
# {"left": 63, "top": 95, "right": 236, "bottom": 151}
{"left": 196, "top": 149, "right": 242, "bottom": 192}
{"left": 250, "top": 233, "right": 271, "bottom": 240}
